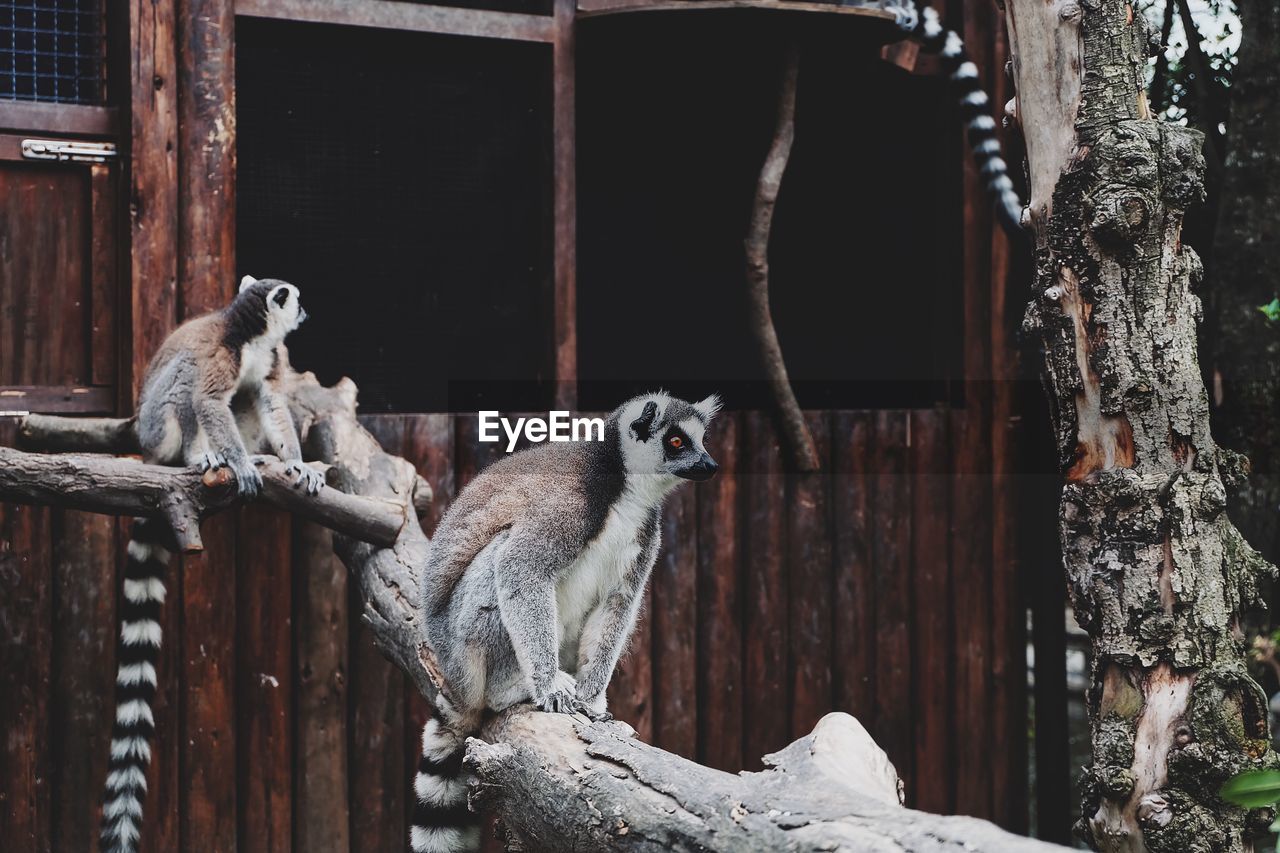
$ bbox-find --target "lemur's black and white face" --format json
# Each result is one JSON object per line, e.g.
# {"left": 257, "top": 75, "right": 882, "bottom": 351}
{"left": 620, "top": 392, "right": 721, "bottom": 482}
{"left": 240, "top": 275, "right": 307, "bottom": 338}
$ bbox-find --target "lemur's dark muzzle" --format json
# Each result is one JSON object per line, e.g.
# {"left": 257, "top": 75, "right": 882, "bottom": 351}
{"left": 679, "top": 452, "right": 719, "bottom": 481}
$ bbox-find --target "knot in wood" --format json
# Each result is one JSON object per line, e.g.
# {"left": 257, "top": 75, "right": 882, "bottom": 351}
{"left": 1100, "top": 767, "right": 1136, "bottom": 799}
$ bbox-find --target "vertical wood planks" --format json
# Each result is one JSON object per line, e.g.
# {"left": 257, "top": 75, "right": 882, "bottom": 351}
{"left": 696, "top": 412, "right": 741, "bottom": 771}
{"left": 650, "top": 481, "right": 698, "bottom": 759}
{"left": 909, "top": 409, "right": 953, "bottom": 814}
{"left": 50, "top": 510, "right": 118, "bottom": 851}
{"left": 787, "top": 412, "right": 833, "bottom": 741}
{"left": 832, "top": 412, "right": 875, "bottom": 723}
{"left": 293, "top": 518, "right": 351, "bottom": 853}
{"left": 956, "top": 0, "right": 998, "bottom": 820}
{"left": 349, "top": 416, "right": 406, "bottom": 853}
{"left": 950, "top": 407, "right": 994, "bottom": 820}
{"left": 237, "top": 506, "right": 293, "bottom": 852}
{"left": 89, "top": 164, "right": 119, "bottom": 388}
{"left": 742, "top": 412, "right": 788, "bottom": 763}
{"left": 127, "top": 0, "right": 179, "bottom": 401}
{"left": 606, "top": 585, "right": 654, "bottom": 741}
{"left": 402, "top": 414, "right": 455, "bottom": 832}
{"left": 0, "top": 421, "right": 52, "bottom": 852}
{"left": 985, "top": 0, "right": 1027, "bottom": 827}
{"left": 871, "top": 412, "right": 912, "bottom": 786}
{"left": 180, "top": 511, "right": 239, "bottom": 852}
{"left": 176, "top": 0, "right": 237, "bottom": 316}
{"left": 551, "top": 0, "right": 577, "bottom": 411}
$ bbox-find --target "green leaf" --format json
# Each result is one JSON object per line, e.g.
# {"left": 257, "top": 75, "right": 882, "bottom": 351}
{"left": 1222, "top": 770, "right": 1280, "bottom": 808}
{"left": 1258, "top": 298, "right": 1280, "bottom": 322}
{"left": 1271, "top": 815, "right": 1280, "bottom": 833}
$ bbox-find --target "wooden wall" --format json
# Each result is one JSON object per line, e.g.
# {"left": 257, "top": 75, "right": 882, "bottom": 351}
{"left": 0, "top": 406, "right": 1027, "bottom": 852}
{"left": 0, "top": 0, "right": 1040, "bottom": 848}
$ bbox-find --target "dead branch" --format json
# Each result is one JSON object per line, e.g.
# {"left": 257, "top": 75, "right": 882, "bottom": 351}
{"left": 2, "top": 367, "right": 1066, "bottom": 850}
{"left": 745, "top": 40, "right": 820, "bottom": 473}
{"left": 470, "top": 709, "right": 1064, "bottom": 852}
{"left": 0, "top": 446, "right": 406, "bottom": 551}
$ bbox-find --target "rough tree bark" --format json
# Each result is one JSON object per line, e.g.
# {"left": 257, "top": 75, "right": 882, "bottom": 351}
{"left": 1005, "top": 0, "right": 1280, "bottom": 849}
{"left": 1209, "top": 0, "right": 1280, "bottom": 571}
{"left": 2, "top": 365, "right": 1064, "bottom": 852}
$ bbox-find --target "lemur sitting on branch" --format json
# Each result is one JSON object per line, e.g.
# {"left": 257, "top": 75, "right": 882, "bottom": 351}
{"left": 100, "top": 275, "right": 323, "bottom": 853}
{"left": 412, "top": 392, "right": 721, "bottom": 853}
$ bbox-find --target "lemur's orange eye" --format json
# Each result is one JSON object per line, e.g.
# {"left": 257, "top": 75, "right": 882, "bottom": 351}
{"left": 668, "top": 435, "right": 683, "bottom": 449}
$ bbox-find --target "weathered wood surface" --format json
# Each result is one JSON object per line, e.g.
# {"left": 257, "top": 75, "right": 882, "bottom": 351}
{"left": 0, "top": 447, "right": 406, "bottom": 551}
{"left": 1006, "top": 0, "right": 1280, "bottom": 846}
{"left": 469, "top": 709, "right": 1062, "bottom": 852}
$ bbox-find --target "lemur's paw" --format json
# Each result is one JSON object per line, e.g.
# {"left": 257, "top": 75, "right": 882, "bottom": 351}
{"left": 572, "top": 698, "right": 612, "bottom": 723}
{"left": 535, "top": 671, "right": 579, "bottom": 714}
{"left": 198, "top": 451, "right": 227, "bottom": 473}
{"left": 228, "top": 457, "right": 263, "bottom": 498}
{"left": 537, "top": 687, "right": 576, "bottom": 714}
{"left": 284, "top": 459, "right": 325, "bottom": 495}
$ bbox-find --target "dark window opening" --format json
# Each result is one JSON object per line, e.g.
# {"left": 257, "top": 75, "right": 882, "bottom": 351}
{"left": 237, "top": 19, "right": 554, "bottom": 413}
{"left": 576, "top": 15, "right": 964, "bottom": 412}
{"left": 0, "top": 0, "right": 106, "bottom": 104}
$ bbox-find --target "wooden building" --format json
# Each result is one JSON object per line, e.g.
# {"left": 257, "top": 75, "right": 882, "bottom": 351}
{"left": 0, "top": 0, "right": 1072, "bottom": 850}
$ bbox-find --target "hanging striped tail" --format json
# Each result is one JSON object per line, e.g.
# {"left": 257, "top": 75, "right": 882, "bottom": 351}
{"left": 411, "top": 712, "right": 480, "bottom": 853}
{"left": 905, "top": 3, "right": 1025, "bottom": 236}
{"left": 100, "top": 518, "right": 170, "bottom": 853}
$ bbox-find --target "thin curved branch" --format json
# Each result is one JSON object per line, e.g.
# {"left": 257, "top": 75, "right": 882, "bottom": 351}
{"left": 745, "top": 40, "right": 820, "bottom": 472}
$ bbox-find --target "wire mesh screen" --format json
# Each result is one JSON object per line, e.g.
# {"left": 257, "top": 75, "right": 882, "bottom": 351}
{"left": 0, "top": 0, "right": 106, "bottom": 104}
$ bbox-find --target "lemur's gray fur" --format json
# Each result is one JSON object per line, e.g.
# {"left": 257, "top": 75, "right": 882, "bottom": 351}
{"left": 100, "top": 275, "right": 321, "bottom": 853}
{"left": 410, "top": 392, "right": 720, "bottom": 853}
{"left": 136, "top": 274, "right": 324, "bottom": 496}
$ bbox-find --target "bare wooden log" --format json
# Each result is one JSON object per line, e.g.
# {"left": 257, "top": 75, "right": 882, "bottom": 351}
{"left": 469, "top": 710, "right": 1063, "bottom": 852}
{"left": 0, "top": 447, "right": 405, "bottom": 551}
{"left": 745, "top": 41, "right": 820, "bottom": 473}
{"left": 19, "top": 414, "right": 141, "bottom": 454}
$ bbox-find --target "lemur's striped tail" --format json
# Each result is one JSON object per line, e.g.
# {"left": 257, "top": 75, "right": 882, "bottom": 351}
{"left": 411, "top": 712, "right": 480, "bottom": 853}
{"left": 100, "top": 518, "right": 170, "bottom": 853}
{"left": 906, "top": 3, "right": 1026, "bottom": 236}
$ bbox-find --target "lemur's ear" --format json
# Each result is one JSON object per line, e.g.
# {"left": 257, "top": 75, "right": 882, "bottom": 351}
{"left": 630, "top": 401, "right": 659, "bottom": 441}
{"left": 239, "top": 275, "right": 258, "bottom": 294}
{"left": 693, "top": 393, "right": 722, "bottom": 422}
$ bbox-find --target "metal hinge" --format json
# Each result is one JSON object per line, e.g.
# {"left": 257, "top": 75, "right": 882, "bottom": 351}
{"left": 22, "top": 138, "right": 117, "bottom": 163}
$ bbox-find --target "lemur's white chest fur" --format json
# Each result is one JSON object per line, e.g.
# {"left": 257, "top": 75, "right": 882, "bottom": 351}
{"left": 556, "top": 476, "right": 671, "bottom": 655}
{"left": 236, "top": 338, "right": 278, "bottom": 393}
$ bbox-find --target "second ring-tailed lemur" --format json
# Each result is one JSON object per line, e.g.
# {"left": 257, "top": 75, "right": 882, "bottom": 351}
{"left": 100, "top": 275, "right": 323, "bottom": 853}
{"left": 411, "top": 392, "right": 721, "bottom": 853}
{"left": 890, "top": 0, "right": 1026, "bottom": 236}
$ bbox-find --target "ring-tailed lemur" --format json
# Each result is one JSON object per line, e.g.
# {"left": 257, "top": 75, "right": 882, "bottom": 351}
{"left": 888, "top": 0, "right": 1025, "bottom": 236}
{"left": 100, "top": 275, "right": 323, "bottom": 853}
{"left": 411, "top": 392, "right": 720, "bottom": 853}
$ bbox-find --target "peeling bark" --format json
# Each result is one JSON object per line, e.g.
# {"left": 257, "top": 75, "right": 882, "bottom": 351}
{"left": 1006, "top": 0, "right": 1280, "bottom": 848}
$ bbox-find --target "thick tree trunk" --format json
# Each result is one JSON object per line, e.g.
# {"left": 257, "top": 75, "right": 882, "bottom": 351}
{"left": 1005, "top": 0, "right": 1280, "bottom": 849}
{"left": 1210, "top": 0, "right": 1280, "bottom": 570}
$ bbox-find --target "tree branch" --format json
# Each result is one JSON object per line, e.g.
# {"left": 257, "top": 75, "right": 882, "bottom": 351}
{"left": 0, "top": 446, "right": 406, "bottom": 551}
{"left": 745, "top": 40, "right": 820, "bottom": 473}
